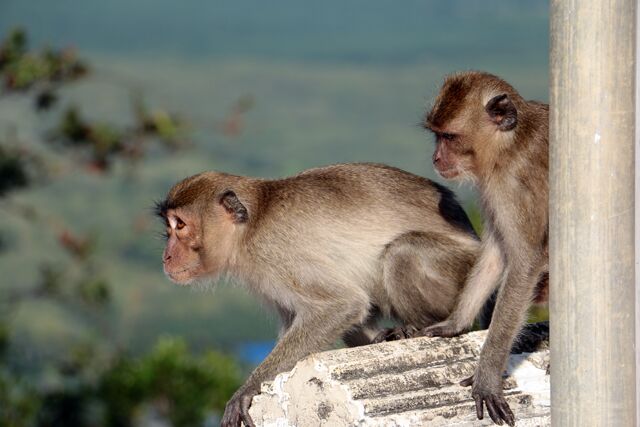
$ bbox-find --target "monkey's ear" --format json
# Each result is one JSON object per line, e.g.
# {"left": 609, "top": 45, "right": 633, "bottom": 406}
{"left": 485, "top": 94, "right": 517, "bottom": 131}
{"left": 219, "top": 190, "right": 249, "bottom": 223}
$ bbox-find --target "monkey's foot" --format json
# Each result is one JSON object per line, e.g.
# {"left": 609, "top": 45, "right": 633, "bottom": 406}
{"left": 418, "top": 320, "right": 465, "bottom": 338}
{"left": 460, "top": 375, "right": 516, "bottom": 427}
{"left": 372, "top": 325, "right": 418, "bottom": 343}
{"left": 222, "top": 389, "right": 258, "bottom": 427}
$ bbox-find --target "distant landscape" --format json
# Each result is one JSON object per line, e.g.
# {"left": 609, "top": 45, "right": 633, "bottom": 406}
{"left": 0, "top": 0, "right": 549, "bottom": 364}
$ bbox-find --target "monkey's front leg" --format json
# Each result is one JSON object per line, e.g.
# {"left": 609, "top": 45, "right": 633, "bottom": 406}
{"left": 221, "top": 302, "right": 367, "bottom": 427}
{"left": 463, "top": 259, "right": 539, "bottom": 427}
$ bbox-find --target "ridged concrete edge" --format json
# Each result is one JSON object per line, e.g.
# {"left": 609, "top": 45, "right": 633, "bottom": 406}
{"left": 249, "top": 323, "right": 550, "bottom": 426}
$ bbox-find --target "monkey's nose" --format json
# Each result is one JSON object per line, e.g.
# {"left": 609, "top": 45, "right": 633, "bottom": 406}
{"left": 163, "top": 253, "right": 172, "bottom": 263}
{"left": 433, "top": 152, "right": 441, "bottom": 163}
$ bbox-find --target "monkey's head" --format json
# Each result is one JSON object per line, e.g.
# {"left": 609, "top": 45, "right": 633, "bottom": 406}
{"left": 425, "top": 71, "right": 521, "bottom": 181}
{"left": 155, "top": 172, "right": 249, "bottom": 285}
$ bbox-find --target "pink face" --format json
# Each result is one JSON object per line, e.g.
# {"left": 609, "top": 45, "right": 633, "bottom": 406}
{"left": 161, "top": 209, "right": 205, "bottom": 284}
{"left": 426, "top": 81, "right": 519, "bottom": 183}
{"left": 429, "top": 128, "right": 475, "bottom": 181}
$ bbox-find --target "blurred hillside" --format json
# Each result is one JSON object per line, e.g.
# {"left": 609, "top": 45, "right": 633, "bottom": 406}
{"left": 0, "top": 0, "right": 549, "bottom": 365}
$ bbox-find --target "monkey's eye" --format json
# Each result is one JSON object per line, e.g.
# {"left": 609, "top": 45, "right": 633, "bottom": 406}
{"left": 439, "top": 132, "right": 456, "bottom": 141}
{"left": 176, "top": 218, "right": 186, "bottom": 230}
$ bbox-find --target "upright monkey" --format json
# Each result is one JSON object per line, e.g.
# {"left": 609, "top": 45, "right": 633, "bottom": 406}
{"left": 422, "top": 72, "right": 549, "bottom": 426}
{"left": 156, "top": 163, "right": 481, "bottom": 427}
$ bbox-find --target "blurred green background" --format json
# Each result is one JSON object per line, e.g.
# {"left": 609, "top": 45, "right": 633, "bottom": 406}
{"left": 0, "top": 1, "right": 549, "bottom": 425}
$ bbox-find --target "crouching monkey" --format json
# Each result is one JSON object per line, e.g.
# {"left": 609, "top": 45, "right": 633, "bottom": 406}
{"left": 156, "top": 162, "right": 482, "bottom": 427}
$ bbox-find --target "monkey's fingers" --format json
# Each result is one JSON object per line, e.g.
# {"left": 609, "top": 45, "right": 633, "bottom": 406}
{"left": 484, "top": 397, "right": 504, "bottom": 425}
{"left": 240, "top": 394, "right": 256, "bottom": 427}
{"left": 473, "top": 394, "right": 484, "bottom": 420}
{"left": 240, "top": 410, "right": 255, "bottom": 426}
{"left": 491, "top": 395, "right": 515, "bottom": 427}
{"left": 475, "top": 393, "right": 515, "bottom": 427}
{"left": 391, "top": 325, "right": 418, "bottom": 340}
{"left": 404, "top": 324, "right": 418, "bottom": 337}
{"left": 419, "top": 323, "right": 462, "bottom": 338}
{"left": 372, "top": 328, "right": 394, "bottom": 343}
{"left": 221, "top": 405, "right": 241, "bottom": 427}
{"left": 372, "top": 326, "right": 414, "bottom": 343}
{"left": 460, "top": 375, "right": 474, "bottom": 387}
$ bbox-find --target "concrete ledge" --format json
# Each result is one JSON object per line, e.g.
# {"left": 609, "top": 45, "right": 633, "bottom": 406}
{"left": 249, "top": 323, "right": 550, "bottom": 426}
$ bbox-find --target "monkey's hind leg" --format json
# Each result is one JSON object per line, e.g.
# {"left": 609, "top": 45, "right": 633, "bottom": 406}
{"left": 378, "top": 231, "right": 475, "bottom": 340}
{"left": 343, "top": 307, "right": 382, "bottom": 347}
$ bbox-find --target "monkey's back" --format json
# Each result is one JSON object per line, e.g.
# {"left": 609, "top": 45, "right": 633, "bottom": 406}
{"left": 240, "top": 163, "right": 478, "bottom": 303}
{"left": 284, "top": 162, "right": 475, "bottom": 235}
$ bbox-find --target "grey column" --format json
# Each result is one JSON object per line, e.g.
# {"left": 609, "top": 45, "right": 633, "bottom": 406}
{"left": 550, "top": 0, "right": 637, "bottom": 425}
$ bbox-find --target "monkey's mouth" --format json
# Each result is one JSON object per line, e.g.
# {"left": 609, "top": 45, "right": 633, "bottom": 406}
{"left": 436, "top": 167, "right": 460, "bottom": 179}
{"left": 164, "top": 264, "right": 201, "bottom": 285}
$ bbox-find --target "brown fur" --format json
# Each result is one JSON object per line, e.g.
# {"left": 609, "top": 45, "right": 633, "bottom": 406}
{"left": 422, "top": 71, "right": 549, "bottom": 426}
{"left": 157, "top": 162, "right": 481, "bottom": 427}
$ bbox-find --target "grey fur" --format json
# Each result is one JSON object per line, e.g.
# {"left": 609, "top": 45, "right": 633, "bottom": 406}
{"left": 159, "top": 162, "right": 482, "bottom": 427}
{"left": 423, "top": 72, "right": 549, "bottom": 427}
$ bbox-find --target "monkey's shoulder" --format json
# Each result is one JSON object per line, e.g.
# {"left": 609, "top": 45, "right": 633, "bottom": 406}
{"left": 289, "top": 162, "right": 441, "bottom": 191}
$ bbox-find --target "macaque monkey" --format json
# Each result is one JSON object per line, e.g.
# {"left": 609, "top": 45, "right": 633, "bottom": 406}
{"left": 156, "top": 163, "right": 482, "bottom": 427}
{"left": 421, "top": 71, "right": 549, "bottom": 426}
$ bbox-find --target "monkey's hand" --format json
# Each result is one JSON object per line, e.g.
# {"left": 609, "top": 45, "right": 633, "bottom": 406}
{"left": 372, "top": 325, "right": 418, "bottom": 343}
{"left": 221, "top": 387, "right": 258, "bottom": 427}
{"left": 418, "top": 320, "right": 465, "bottom": 338}
{"left": 460, "top": 373, "right": 515, "bottom": 427}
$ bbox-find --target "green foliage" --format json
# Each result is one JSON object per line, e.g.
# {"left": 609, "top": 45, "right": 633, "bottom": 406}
{"left": 50, "top": 102, "right": 189, "bottom": 172}
{"left": 0, "top": 28, "right": 236, "bottom": 427}
{"left": 135, "top": 97, "right": 189, "bottom": 150}
{"left": 101, "top": 338, "right": 241, "bottom": 427}
{"left": 0, "top": 371, "right": 40, "bottom": 427}
{"left": 77, "top": 278, "right": 111, "bottom": 307}
{"left": 528, "top": 306, "right": 549, "bottom": 323}
{"left": 25, "top": 338, "right": 241, "bottom": 427}
{"left": 0, "top": 322, "right": 8, "bottom": 360}
{"left": 0, "top": 29, "right": 27, "bottom": 68}
{"left": 0, "top": 28, "right": 87, "bottom": 94}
